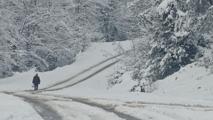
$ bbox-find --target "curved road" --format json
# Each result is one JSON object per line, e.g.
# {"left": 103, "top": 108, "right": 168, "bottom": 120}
{"left": 2, "top": 53, "right": 143, "bottom": 120}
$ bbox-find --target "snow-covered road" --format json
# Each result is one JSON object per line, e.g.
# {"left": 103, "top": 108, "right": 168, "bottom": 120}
{"left": 43, "top": 56, "right": 120, "bottom": 91}
{"left": 3, "top": 91, "right": 213, "bottom": 120}
{"left": 5, "top": 92, "right": 140, "bottom": 120}
{"left": 1, "top": 42, "right": 213, "bottom": 120}
{"left": 1, "top": 50, "right": 140, "bottom": 120}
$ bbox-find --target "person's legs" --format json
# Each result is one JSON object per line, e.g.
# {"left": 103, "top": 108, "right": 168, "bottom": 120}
{"left": 36, "top": 84, "right": 39, "bottom": 90}
{"left": 34, "top": 84, "right": 38, "bottom": 90}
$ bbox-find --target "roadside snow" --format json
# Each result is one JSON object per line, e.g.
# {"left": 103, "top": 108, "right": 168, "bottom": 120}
{"left": 154, "top": 63, "right": 213, "bottom": 100}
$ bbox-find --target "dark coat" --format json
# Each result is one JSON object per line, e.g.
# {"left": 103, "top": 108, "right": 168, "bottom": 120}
{"left": 32, "top": 75, "right": 40, "bottom": 85}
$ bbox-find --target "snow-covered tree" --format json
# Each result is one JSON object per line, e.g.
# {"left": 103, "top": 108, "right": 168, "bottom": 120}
{"left": 126, "top": 0, "right": 210, "bottom": 92}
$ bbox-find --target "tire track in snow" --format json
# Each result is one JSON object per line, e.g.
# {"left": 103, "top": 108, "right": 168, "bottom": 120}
{"left": 40, "top": 54, "right": 122, "bottom": 91}
{"left": 6, "top": 92, "right": 141, "bottom": 120}
{"left": 38, "top": 94, "right": 142, "bottom": 120}
{"left": 125, "top": 101, "right": 213, "bottom": 109}
{"left": 39, "top": 50, "right": 132, "bottom": 92}
{"left": 45, "top": 94, "right": 213, "bottom": 120}
{"left": 45, "top": 60, "right": 119, "bottom": 91}
{"left": 71, "top": 97, "right": 142, "bottom": 120}
{"left": 3, "top": 92, "right": 63, "bottom": 120}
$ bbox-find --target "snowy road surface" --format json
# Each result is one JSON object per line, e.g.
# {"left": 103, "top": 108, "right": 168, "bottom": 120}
{"left": 0, "top": 93, "right": 43, "bottom": 120}
{"left": 7, "top": 92, "right": 138, "bottom": 120}
{"left": 13, "top": 93, "right": 63, "bottom": 120}
{"left": 2, "top": 91, "right": 213, "bottom": 120}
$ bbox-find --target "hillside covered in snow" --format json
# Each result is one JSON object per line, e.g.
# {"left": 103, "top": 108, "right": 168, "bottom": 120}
{"left": 0, "top": 0, "right": 141, "bottom": 78}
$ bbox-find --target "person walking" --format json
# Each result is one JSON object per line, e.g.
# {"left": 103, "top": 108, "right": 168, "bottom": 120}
{"left": 32, "top": 73, "right": 40, "bottom": 91}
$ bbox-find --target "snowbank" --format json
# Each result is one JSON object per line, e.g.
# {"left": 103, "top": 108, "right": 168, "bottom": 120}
{"left": 154, "top": 63, "right": 213, "bottom": 100}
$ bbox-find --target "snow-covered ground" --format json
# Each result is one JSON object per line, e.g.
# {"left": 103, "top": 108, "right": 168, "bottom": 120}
{"left": 1, "top": 41, "right": 213, "bottom": 120}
